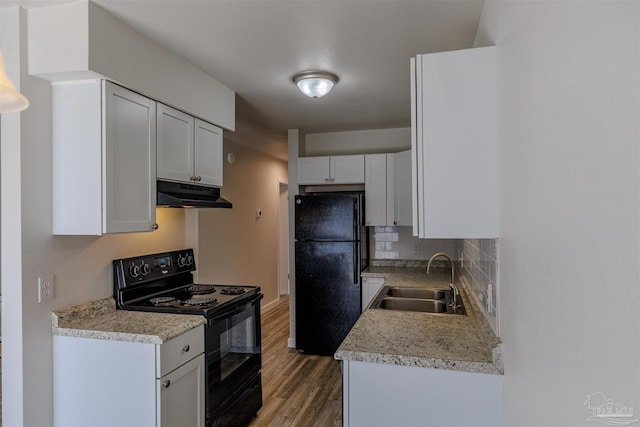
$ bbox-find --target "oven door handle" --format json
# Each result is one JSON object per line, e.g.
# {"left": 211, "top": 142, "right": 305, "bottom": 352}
{"left": 207, "top": 295, "right": 262, "bottom": 325}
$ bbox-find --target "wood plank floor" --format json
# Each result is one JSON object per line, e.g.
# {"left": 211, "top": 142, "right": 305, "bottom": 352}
{"left": 249, "top": 297, "right": 342, "bottom": 427}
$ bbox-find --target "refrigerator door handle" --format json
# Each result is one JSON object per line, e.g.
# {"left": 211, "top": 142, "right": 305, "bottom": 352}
{"left": 353, "top": 198, "right": 359, "bottom": 241}
{"left": 353, "top": 241, "right": 359, "bottom": 284}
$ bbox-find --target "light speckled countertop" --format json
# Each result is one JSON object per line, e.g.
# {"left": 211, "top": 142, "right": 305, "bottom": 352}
{"left": 52, "top": 297, "right": 205, "bottom": 345}
{"left": 335, "top": 266, "right": 503, "bottom": 375}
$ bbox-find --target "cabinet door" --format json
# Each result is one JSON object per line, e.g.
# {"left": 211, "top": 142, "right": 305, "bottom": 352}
{"left": 331, "top": 155, "right": 365, "bottom": 184}
{"left": 365, "top": 154, "right": 388, "bottom": 226}
{"left": 158, "top": 353, "right": 205, "bottom": 427}
{"left": 413, "top": 46, "right": 497, "bottom": 238}
{"left": 362, "top": 276, "right": 385, "bottom": 310}
{"left": 194, "top": 119, "right": 224, "bottom": 187}
{"left": 297, "top": 156, "right": 331, "bottom": 184}
{"left": 393, "top": 150, "right": 412, "bottom": 226}
{"left": 103, "top": 81, "right": 157, "bottom": 233}
{"left": 54, "top": 336, "right": 157, "bottom": 426}
{"left": 157, "top": 103, "right": 194, "bottom": 183}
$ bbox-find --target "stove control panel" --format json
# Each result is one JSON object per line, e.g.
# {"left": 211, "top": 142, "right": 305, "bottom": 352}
{"left": 114, "top": 248, "right": 196, "bottom": 287}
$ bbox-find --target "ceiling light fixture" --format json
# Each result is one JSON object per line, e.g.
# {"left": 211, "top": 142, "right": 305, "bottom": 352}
{"left": 292, "top": 71, "right": 339, "bottom": 99}
{"left": 0, "top": 50, "right": 29, "bottom": 113}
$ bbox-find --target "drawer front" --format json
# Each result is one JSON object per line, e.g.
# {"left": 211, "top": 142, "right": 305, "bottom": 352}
{"left": 158, "top": 325, "right": 204, "bottom": 377}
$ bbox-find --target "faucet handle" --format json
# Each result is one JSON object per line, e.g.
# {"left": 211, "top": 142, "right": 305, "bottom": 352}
{"left": 449, "top": 283, "right": 459, "bottom": 295}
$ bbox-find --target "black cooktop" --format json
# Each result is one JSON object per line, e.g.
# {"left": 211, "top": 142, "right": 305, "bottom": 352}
{"left": 123, "top": 283, "right": 260, "bottom": 317}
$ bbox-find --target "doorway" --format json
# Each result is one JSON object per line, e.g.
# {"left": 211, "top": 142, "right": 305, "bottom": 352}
{"left": 278, "top": 182, "right": 289, "bottom": 296}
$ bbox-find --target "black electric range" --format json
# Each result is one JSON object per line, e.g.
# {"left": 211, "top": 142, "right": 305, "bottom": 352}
{"left": 113, "top": 249, "right": 263, "bottom": 427}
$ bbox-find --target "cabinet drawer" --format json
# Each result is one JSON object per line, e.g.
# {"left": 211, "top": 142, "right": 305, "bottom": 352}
{"left": 157, "top": 325, "right": 204, "bottom": 377}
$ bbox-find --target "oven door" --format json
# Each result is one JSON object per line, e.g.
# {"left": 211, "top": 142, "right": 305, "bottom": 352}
{"left": 206, "top": 294, "right": 262, "bottom": 425}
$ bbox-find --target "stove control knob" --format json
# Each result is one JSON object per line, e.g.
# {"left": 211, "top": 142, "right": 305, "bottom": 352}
{"left": 140, "top": 263, "right": 151, "bottom": 276}
{"left": 177, "top": 255, "right": 186, "bottom": 267}
{"left": 129, "top": 264, "right": 141, "bottom": 278}
{"left": 186, "top": 255, "right": 194, "bottom": 266}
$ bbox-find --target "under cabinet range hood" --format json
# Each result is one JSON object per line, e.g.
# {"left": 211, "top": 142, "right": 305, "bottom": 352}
{"left": 157, "top": 180, "right": 232, "bottom": 208}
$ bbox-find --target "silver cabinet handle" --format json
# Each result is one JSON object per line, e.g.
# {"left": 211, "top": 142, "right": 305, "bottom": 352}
{"left": 330, "top": 178, "right": 335, "bottom": 183}
{"left": 152, "top": 223, "right": 159, "bottom": 230}
{"left": 325, "top": 178, "right": 330, "bottom": 183}
{"left": 182, "top": 344, "right": 190, "bottom": 353}
{"left": 162, "top": 380, "right": 171, "bottom": 388}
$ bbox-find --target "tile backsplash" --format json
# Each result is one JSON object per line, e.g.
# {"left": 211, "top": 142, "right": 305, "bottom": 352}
{"left": 371, "top": 226, "right": 461, "bottom": 261}
{"left": 459, "top": 238, "right": 499, "bottom": 336}
{"left": 370, "top": 227, "right": 500, "bottom": 336}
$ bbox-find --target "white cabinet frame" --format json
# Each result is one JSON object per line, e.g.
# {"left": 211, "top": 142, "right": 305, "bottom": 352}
{"left": 53, "top": 80, "right": 157, "bottom": 235}
{"left": 411, "top": 46, "right": 497, "bottom": 238}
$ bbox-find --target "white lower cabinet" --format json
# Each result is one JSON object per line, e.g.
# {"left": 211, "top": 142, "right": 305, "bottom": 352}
{"left": 53, "top": 325, "right": 205, "bottom": 427}
{"left": 342, "top": 360, "right": 502, "bottom": 426}
{"left": 158, "top": 355, "right": 205, "bottom": 427}
{"left": 361, "top": 276, "right": 385, "bottom": 310}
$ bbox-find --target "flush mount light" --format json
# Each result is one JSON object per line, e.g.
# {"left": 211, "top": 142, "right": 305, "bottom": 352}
{"left": 0, "top": 50, "right": 29, "bottom": 113}
{"left": 292, "top": 71, "right": 339, "bottom": 98}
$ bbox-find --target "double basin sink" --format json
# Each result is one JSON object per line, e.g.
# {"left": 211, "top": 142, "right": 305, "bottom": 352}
{"left": 370, "top": 286, "right": 466, "bottom": 315}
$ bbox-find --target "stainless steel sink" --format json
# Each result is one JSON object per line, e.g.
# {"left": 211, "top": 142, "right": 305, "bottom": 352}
{"left": 370, "top": 286, "right": 466, "bottom": 315}
{"left": 386, "top": 287, "right": 447, "bottom": 300}
{"left": 377, "top": 297, "right": 449, "bottom": 313}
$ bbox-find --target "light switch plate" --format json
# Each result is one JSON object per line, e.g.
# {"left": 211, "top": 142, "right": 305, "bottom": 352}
{"left": 38, "top": 275, "right": 55, "bottom": 303}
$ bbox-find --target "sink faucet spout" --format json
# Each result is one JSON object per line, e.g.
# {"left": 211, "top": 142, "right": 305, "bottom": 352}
{"left": 426, "top": 252, "right": 459, "bottom": 308}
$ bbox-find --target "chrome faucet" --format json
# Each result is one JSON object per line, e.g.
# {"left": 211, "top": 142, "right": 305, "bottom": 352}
{"left": 426, "top": 252, "right": 459, "bottom": 309}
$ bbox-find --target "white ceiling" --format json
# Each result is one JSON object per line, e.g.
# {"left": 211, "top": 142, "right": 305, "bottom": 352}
{"left": 5, "top": 0, "right": 485, "bottom": 160}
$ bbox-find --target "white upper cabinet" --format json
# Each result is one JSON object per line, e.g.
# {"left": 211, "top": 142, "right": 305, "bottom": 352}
{"left": 157, "top": 103, "right": 223, "bottom": 187}
{"left": 365, "top": 150, "right": 412, "bottom": 227}
{"left": 194, "top": 119, "right": 224, "bottom": 187}
{"left": 411, "top": 46, "right": 497, "bottom": 238}
{"left": 53, "top": 80, "right": 157, "bottom": 235}
{"left": 392, "top": 150, "right": 412, "bottom": 227}
{"left": 157, "top": 105, "right": 194, "bottom": 183}
{"left": 365, "top": 154, "right": 388, "bottom": 226}
{"left": 297, "top": 155, "right": 365, "bottom": 185}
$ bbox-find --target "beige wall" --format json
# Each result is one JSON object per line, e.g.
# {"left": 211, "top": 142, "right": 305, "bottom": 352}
{"left": 304, "top": 127, "right": 410, "bottom": 156}
{"left": 188, "top": 140, "right": 288, "bottom": 310}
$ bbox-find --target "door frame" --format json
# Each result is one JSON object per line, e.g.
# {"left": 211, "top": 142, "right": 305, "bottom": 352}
{"left": 277, "top": 180, "right": 289, "bottom": 296}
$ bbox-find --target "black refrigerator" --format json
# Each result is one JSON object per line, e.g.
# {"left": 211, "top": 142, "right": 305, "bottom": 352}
{"left": 295, "top": 193, "right": 368, "bottom": 355}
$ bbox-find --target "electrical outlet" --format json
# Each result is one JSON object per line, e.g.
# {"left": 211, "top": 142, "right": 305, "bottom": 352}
{"left": 38, "top": 275, "right": 55, "bottom": 303}
{"left": 413, "top": 244, "right": 421, "bottom": 254}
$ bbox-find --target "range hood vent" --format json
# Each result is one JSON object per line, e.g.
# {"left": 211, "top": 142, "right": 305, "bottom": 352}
{"left": 157, "top": 180, "right": 232, "bottom": 209}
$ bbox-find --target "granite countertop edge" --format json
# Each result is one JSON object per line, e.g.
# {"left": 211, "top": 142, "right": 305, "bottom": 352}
{"left": 51, "top": 297, "right": 206, "bottom": 345}
{"left": 336, "top": 263, "right": 503, "bottom": 375}
{"left": 334, "top": 349, "right": 502, "bottom": 375}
